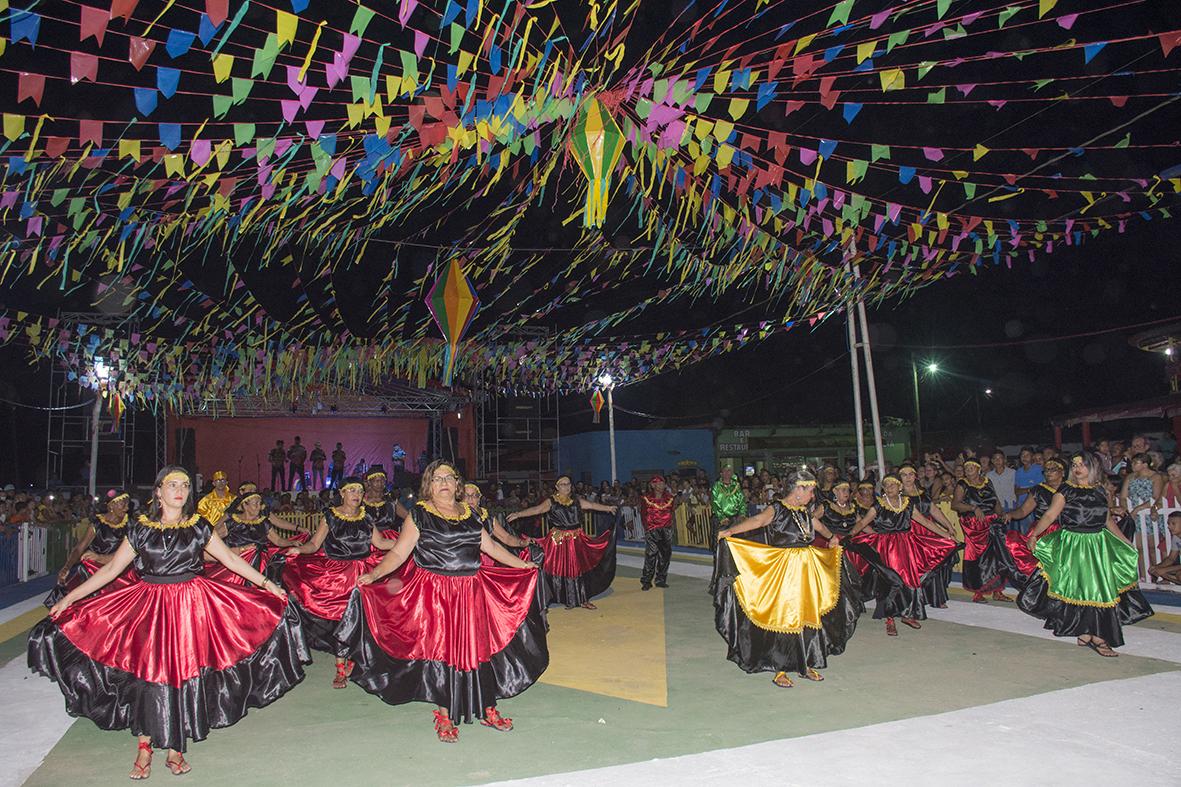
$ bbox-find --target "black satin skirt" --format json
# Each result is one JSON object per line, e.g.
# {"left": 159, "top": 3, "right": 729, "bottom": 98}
{"left": 961, "top": 525, "right": 1012, "bottom": 591}
{"left": 712, "top": 541, "right": 864, "bottom": 676}
{"left": 855, "top": 543, "right": 963, "bottom": 620}
{"left": 541, "top": 528, "right": 617, "bottom": 608}
{"left": 921, "top": 551, "right": 956, "bottom": 607}
{"left": 1017, "top": 572, "right": 1153, "bottom": 648}
{"left": 27, "top": 603, "right": 309, "bottom": 752}
{"left": 334, "top": 579, "right": 549, "bottom": 723}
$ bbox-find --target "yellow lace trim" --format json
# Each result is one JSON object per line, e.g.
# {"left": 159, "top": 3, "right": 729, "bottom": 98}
{"left": 961, "top": 478, "right": 988, "bottom": 490}
{"left": 1039, "top": 571, "right": 1136, "bottom": 608}
{"left": 827, "top": 503, "right": 856, "bottom": 516}
{"left": 331, "top": 505, "right": 367, "bottom": 522}
{"left": 728, "top": 540, "right": 844, "bottom": 634}
{"left": 1065, "top": 481, "right": 1095, "bottom": 490}
{"left": 98, "top": 514, "right": 129, "bottom": 529}
{"left": 1038, "top": 483, "right": 1060, "bottom": 494}
{"left": 137, "top": 513, "right": 201, "bottom": 531}
{"left": 780, "top": 502, "right": 809, "bottom": 512}
{"left": 552, "top": 494, "right": 575, "bottom": 506}
{"left": 415, "top": 499, "right": 472, "bottom": 522}
{"left": 877, "top": 494, "right": 910, "bottom": 513}
{"left": 231, "top": 514, "right": 266, "bottom": 525}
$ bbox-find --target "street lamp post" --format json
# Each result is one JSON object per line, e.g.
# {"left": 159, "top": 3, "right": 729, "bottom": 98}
{"left": 911, "top": 357, "right": 938, "bottom": 458}
{"left": 598, "top": 374, "right": 617, "bottom": 483}
{"left": 89, "top": 358, "right": 111, "bottom": 499}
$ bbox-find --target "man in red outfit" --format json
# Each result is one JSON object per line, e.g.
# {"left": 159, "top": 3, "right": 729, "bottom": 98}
{"left": 641, "top": 475, "right": 675, "bottom": 590}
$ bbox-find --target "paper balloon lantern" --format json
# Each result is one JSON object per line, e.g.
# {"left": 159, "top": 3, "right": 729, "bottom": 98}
{"left": 568, "top": 97, "right": 625, "bottom": 228}
{"left": 590, "top": 388, "right": 605, "bottom": 423}
{"left": 426, "top": 259, "right": 480, "bottom": 386}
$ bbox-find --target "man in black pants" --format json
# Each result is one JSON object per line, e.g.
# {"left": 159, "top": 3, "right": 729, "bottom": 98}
{"left": 287, "top": 436, "right": 308, "bottom": 491}
{"left": 640, "top": 475, "right": 675, "bottom": 590}
{"left": 268, "top": 439, "right": 287, "bottom": 491}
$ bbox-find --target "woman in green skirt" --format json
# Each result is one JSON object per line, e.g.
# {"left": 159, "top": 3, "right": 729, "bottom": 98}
{"left": 1018, "top": 451, "right": 1153, "bottom": 656}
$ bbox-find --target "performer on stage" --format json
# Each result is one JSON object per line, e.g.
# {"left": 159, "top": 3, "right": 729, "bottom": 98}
{"left": 848, "top": 474, "right": 959, "bottom": 636}
{"left": 711, "top": 467, "right": 745, "bottom": 533}
{"left": 953, "top": 459, "right": 1013, "bottom": 603}
{"left": 1018, "top": 452, "right": 1153, "bottom": 656}
{"left": 464, "top": 482, "right": 549, "bottom": 626}
{"left": 1001, "top": 457, "right": 1067, "bottom": 588}
{"left": 854, "top": 481, "right": 877, "bottom": 515}
{"left": 361, "top": 465, "right": 409, "bottom": 535}
{"left": 640, "top": 475, "right": 675, "bottom": 590}
{"left": 713, "top": 467, "right": 862, "bottom": 688}
{"left": 505, "top": 475, "right": 618, "bottom": 610}
{"left": 28, "top": 466, "right": 308, "bottom": 778}
{"left": 204, "top": 491, "right": 298, "bottom": 585}
{"left": 336, "top": 460, "right": 548, "bottom": 742}
{"left": 45, "top": 490, "right": 138, "bottom": 608}
{"left": 817, "top": 465, "right": 840, "bottom": 502}
{"left": 196, "top": 470, "right": 234, "bottom": 525}
{"left": 899, "top": 462, "right": 961, "bottom": 609}
{"left": 813, "top": 480, "right": 871, "bottom": 579}
{"left": 281, "top": 477, "right": 397, "bottom": 688}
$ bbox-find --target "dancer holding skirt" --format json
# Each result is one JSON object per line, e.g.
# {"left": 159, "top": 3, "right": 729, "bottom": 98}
{"left": 336, "top": 461, "right": 548, "bottom": 742}
{"left": 28, "top": 467, "right": 308, "bottom": 778}
{"left": 713, "top": 467, "right": 862, "bottom": 688}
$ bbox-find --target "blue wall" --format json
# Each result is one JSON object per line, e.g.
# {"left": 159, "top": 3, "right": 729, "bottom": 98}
{"left": 558, "top": 429, "right": 716, "bottom": 483}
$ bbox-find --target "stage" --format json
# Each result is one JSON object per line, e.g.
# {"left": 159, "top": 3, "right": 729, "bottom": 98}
{"left": 3, "top": 551, "right": 1179, "bottom": 786}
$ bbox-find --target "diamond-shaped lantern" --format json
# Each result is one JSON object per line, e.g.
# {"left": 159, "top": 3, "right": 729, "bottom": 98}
{"left": 590, "top": 388, "right": 605, "bottom": 423}
{"left": 568, "top": 96, "right": 625, "bottom": 228}
{"left": 426, "top": 259, "right": 479, "bottom": 386}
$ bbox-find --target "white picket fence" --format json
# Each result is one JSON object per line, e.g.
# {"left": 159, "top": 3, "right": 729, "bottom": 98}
{"left": 1133, "top": 503, "right": 1178, "bottom": 593}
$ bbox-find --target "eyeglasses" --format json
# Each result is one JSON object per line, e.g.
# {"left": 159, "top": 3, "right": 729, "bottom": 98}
{"left": 432, "top": 473, "right": 460, "bottom": 483}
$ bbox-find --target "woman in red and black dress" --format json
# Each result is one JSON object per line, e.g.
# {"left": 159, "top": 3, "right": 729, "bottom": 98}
{"left": 899, "top": 462, "right": 962, "bottom": 609}
{"left": 466, "top": 482, "right": 550, "bottom": 622}
{"left": 505, "top": 475, "right": 618, "bottom": 610}
{"left": 336, "top": 461, "right": 548, "bottom": 742}
{"left": 204, "top": 491, "right": 297, "bottom": 585}
{"left": 1001, "top": 457, "right": 1066, "bottom": 588}
{"left": 44, "top": 489, "right": 137, "bottom": 607}
{"left": 28, "top": 467, "right": 307, "bottom": 779}
{"left": 848, "top": 474, "right": 959, "bottom": 636}
{"left": 281, "top": 477, "right": 397, "bottom": 688}
{"left": 953, "top": 459, "right": 1014, "bottom": 603}
{"left": 813, "top": 480, "right": 870, "bottom": 579}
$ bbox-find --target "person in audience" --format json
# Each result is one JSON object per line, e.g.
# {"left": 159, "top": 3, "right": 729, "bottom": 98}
{"left": 330, "top": 442, "right": 347, "bottom": 489}
{"left": 310, "top": 442, "right": 327, "bottom": 490}
{"left": 196, "top": 470, "right": 235, "bottom": 526}
{"left": 1148, "top": 512, "right": 1181, "bottom": 584}
{"left": 711, "top": 467, "right": 745, "bottom": 534}
{"left": 987, "top": 451, "right": 1017, "bottom": 513}
{"left": 287, "top": 437, "right": 308, "bottom": 492}
{"left": 269, "top": 440, "right": 287, "bottom": 492}
{"left": 1120, "top": 453, "right": 1165, "bottom": 543}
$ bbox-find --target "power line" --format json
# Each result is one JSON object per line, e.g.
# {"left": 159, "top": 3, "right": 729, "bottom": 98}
{"left": 896, "top": 314, "right": 1179, "bottom": 350}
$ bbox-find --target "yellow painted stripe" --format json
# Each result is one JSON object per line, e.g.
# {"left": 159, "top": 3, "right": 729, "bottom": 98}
{"left": 540, "top": 582, "right": 668, "bottom": 706}
{"left": 0, "top": 607, "right": 46, "bottom": 645}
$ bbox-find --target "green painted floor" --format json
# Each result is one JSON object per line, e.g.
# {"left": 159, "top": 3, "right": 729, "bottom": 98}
{"left": 21, "top": 567, "right": 1181, "bottom": 786}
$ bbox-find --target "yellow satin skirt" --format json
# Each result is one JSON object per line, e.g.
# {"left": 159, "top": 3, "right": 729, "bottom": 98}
{"left": 724, "top": 537, "right": 843, "bottom": 634}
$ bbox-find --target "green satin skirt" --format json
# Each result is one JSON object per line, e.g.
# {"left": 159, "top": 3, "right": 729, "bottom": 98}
{"left": 1031, "top": 528, "right": 1139, "bottom": 606}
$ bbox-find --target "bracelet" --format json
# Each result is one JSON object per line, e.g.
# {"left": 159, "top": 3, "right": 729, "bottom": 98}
{"left": 258, "top": 578, "right": 271, "bottom": 589}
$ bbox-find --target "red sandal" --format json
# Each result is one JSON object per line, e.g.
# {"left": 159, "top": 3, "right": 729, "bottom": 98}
{"left": 480, "top": 706, "right": 514, "bottom": 731}
{"left": 433, "top": 709, "right": 459, "bottom": 742}
{"left": 900, "top": 618, "right": 922, "bottom": 630}
{"left": 332, "top": 660, "right": 354, "bottom": 689}
{"left": 885, "top": 618, "right": 898, "bottom": 636}
{"left": 129, "top": 741, "right": 153, "bottom": 781}
{"left": 165, "top": 751, "right": 191, "bottom": 775}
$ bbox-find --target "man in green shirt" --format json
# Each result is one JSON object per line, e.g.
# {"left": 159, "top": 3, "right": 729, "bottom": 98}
{"left": 711, "top": 466, "right": 746, "bottom": 533}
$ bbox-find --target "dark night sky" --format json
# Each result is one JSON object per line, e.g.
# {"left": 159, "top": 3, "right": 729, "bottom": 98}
{"left": 558, "top": 213, "right": 1180, "bottom": 444}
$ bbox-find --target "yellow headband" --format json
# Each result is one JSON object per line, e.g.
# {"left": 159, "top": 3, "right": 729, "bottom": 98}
{"left": 212, "top": 471, "right": 227, "bottom": 481}
{"left": 240, "top": 492, "right": 262, "bottom": 504}
{"left": 964, "top": 459, "right": 982, "bottom": 468}
{"left": 340, "top": 482, "right": 363, "bottom": 492}
{"left": 366, "top": 472, "right": 387, "bottom": 480}
{"left": 832, "top": 481, "right": 851, "bottom": 489}
{"left": 109, "top": 492, "right": 130, "bottom": 504}
{"left": 883, "top": 475, "right": 901, "bottom": 485}
{"left": 796, "top": 480, "right": 817, "bottom": 488}
{"left": 464, "top": 483, "right": 480, "bottom": 493}
{"left": 162, "top": 470, "right": 189, "bottom": 486}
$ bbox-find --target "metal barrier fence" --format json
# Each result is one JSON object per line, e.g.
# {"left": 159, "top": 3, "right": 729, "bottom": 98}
{"left": 674, "top": 502, "right": 714, "bottom": 549}
{"left": 0, "top": 520, "right": 78, "bottom": 588}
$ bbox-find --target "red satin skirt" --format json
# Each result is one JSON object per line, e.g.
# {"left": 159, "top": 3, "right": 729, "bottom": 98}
{"left": 282, "top": 553, "right": 384, "bottom": 622}
{"left": 54, "top": 575, "right": 290, "bottom": 686}
{"left": 44, "top": 558, "right": 139, "bottom": 608}
{"left": 539, "top": 528, "right": 611, "bottom": 577}
{"left": 961, "top": 514, "right": 1000, "bottom": 562}
{"left": 356, "top": 561, "right": 537, "bottom": 670}
{"left": 1005, "top": 523, "right": 1060, "bottom": 578}
{"left": 204, "top": 545, "right": 284, "bottom": 586}
{"left": 852, "top": 525, "right": 959, "bottom": 589}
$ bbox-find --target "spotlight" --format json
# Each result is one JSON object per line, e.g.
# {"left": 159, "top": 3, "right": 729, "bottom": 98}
{"left": 598, "top": 373, "right": 614, "bottom": 387}
{"left": 984, "top": 388, "right": 993, "bottom": 396}
{"left": 926, "top": 363, "right": 939, "bottom": 374}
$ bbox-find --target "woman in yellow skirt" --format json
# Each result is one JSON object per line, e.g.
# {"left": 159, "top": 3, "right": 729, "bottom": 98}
{"left": 713, "top": 467, "right": 864, "bottom": 688}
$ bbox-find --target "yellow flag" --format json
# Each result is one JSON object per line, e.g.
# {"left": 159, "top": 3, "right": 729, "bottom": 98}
{"left": 3, "top": 113, "right": 23, "bottom": 141}
{"left": 213, "top": 53, "right": 234, "bottom": 83}
{"left": 119, "top": 138, "right": 141, "bottom": 161}
{"left": 879, "top": 68, "right": 905, "bottom": 91}
{"left": 276, "top": 10, "right": 297, "bottom": 46}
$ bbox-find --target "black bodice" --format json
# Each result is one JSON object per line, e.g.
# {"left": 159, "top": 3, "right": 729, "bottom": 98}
{"left": 1059, "top": 483, "right": 1109, "bottom": 533}
{"left": 129, "top": 516, "right": 212, "bottom": 578}
{"left": 819, "top": 502, "right": 858, "bottom": 536}
{"left": 90, "top": 514, "right": 129, "bottom": 555}
{"left": 905, "top": 489, "right": 934, "bottom": 517}
{"left": 1031, "top": 484, "right": 1058, "bottom": 522}
{"left": 762, "top": 501, "right": 814, "bottom": 548}
{"left": 958, "top": 478, "right": 998, "bottom": 510}
{"left": 872, "top": 497, "right": 915, "bottom": 533}
{"left": 223, "top": 515, "right": 269, "bottom": 548}
{"left": 411, "top": 502, "right": 482, "bottom": 575}
{"left": 322, "top": 508, "right": 374, "bottom": 560}
{"left": 547, "top": 497, "right": 582, "bottom": 530}
{"left": 365, "top": 497, "right": 401, "bottom": 532}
